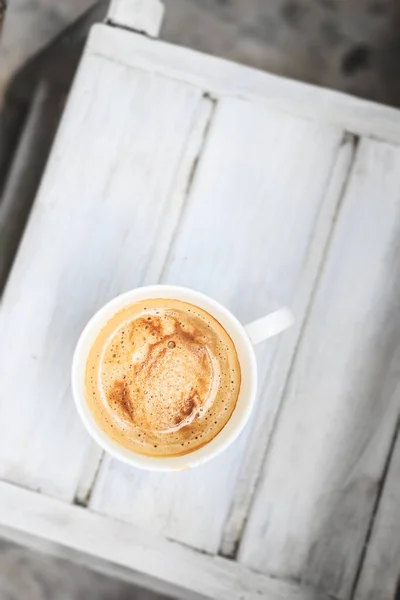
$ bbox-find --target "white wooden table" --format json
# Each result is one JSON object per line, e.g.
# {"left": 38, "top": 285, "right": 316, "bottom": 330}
{"left": 0, "top": 2, "right": 399, "bottom": 599}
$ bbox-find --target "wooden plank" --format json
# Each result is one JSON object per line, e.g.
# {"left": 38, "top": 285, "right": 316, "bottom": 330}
{"left": 74, "top": 95, "right": 214, "bottom": 506}
{"left": 354, "top": 426, "right": 400, "bottom": 600}
{"left": 221, "top": 133, "right": 357, "bottom": 557}
{"left": 90, "top": 97, "right": 343, "bottom": 553}
{"left": 0, "top": 480, "right": 333, "bottom": 600}
{"left": 0, "top": 53, "right": 204, "bottom": 500}
{"left": 240, "top": 138, "right": 400, "bottom": 599}
{"left": 88, "top": 24, "right": 400, "bottom": 145}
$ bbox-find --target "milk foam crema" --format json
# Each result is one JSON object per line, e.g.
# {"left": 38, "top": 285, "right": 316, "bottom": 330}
{"left": 85, "top": 299, "right": 241, "bottom": 457}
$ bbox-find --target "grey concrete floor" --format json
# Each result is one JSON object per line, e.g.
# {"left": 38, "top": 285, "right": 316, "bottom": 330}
{"left": 2, "top": 0, "right": 400, "bottom": 105}
{"left": 0, "top": 538, "right": 172, "bottom": 600}
{"left": 1, "top": 1, "right": 400, "bottom": 599}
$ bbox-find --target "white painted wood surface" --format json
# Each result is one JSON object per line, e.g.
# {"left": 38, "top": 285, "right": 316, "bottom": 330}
{"left": 1, "top": 12, "right": 400, "bottom": 599}
{"left": 90, "top": 97, "right": 343, "bottom": 552}
{"left": 0, "top": 54, "right": 203, "bottom": 500}
{"left": 88, "top": 24, "right": 400, "bottom": 145}
{"left": 0, "top": 480, "right": 332, "bottom": 600}
{"left": 107, "top": 0, "right": 164, "bottom": 37}
{"left": 240, "top": 138, "right": 400, "bottom": 599}
{"left": 354, "top": 427, "right": 400, "bottom": 600}
{"left": 75, "top": 94, "right": 214, "bottom": 505}
{"left": 221, "top": 134, "right": 357, "bottom": 556}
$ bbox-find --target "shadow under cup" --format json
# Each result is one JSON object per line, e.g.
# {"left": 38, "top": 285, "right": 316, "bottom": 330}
{"left": 72, "top": 285, "right": 258, "bottom": 471}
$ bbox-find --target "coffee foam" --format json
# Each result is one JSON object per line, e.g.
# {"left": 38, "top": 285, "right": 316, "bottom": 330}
{"left": 85, "top": 299, "right": 241, "bottom": 457}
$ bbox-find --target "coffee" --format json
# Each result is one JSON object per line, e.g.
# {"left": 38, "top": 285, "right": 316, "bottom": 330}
{"left": 85, "top": 299, "right": 241, "bottom": 457}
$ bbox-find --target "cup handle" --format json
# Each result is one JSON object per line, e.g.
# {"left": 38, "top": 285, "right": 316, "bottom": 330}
{"left": 245, "top": 307, "right": 294, "bottom": 345}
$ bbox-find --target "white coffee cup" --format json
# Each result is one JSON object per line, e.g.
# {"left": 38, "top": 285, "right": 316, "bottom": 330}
{"left": 72, "top": 285, "right": 293, "bottom": 471}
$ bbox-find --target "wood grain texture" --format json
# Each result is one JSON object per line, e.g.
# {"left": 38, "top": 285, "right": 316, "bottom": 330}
{"left": 354, "top": 426, "right": 400, "bottom": 600}
{"left": 74, "top": 95, "right": 214, "bottom": 506}
{"left": 88, "top": 24, "right": 400, "bottom": 144}
{"left": 240, "top": 138, "right": 400, "bottom": 600}
{"left": 0, "top": 53, "right": 203, "bottom": 500}
{"left": 0, "top": 481, "right": 333, "bottom": 600}
{"left": 90, "top": 97, "right": 343, "bottom": 553}
{"left": 221, "top": 134, "right": 357, "bottom": 557}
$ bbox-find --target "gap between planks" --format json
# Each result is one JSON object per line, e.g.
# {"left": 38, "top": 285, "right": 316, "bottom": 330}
{"left": 220, "top": 132, "right": 359, "bottom": 558}
{"left": 74, "top": 94, "right": 216, "bottom": 506}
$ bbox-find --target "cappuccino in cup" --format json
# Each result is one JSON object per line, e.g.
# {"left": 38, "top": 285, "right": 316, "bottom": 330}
{"left": 85, "top": 299, "right": 241, "bottom": 457}
{"left": 73, "top": 285, "right": 293, "bottom": 470}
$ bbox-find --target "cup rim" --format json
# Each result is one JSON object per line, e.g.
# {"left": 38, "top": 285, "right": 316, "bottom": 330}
{"left": 71, "top": 285, "right": 257, "bottom": 471}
